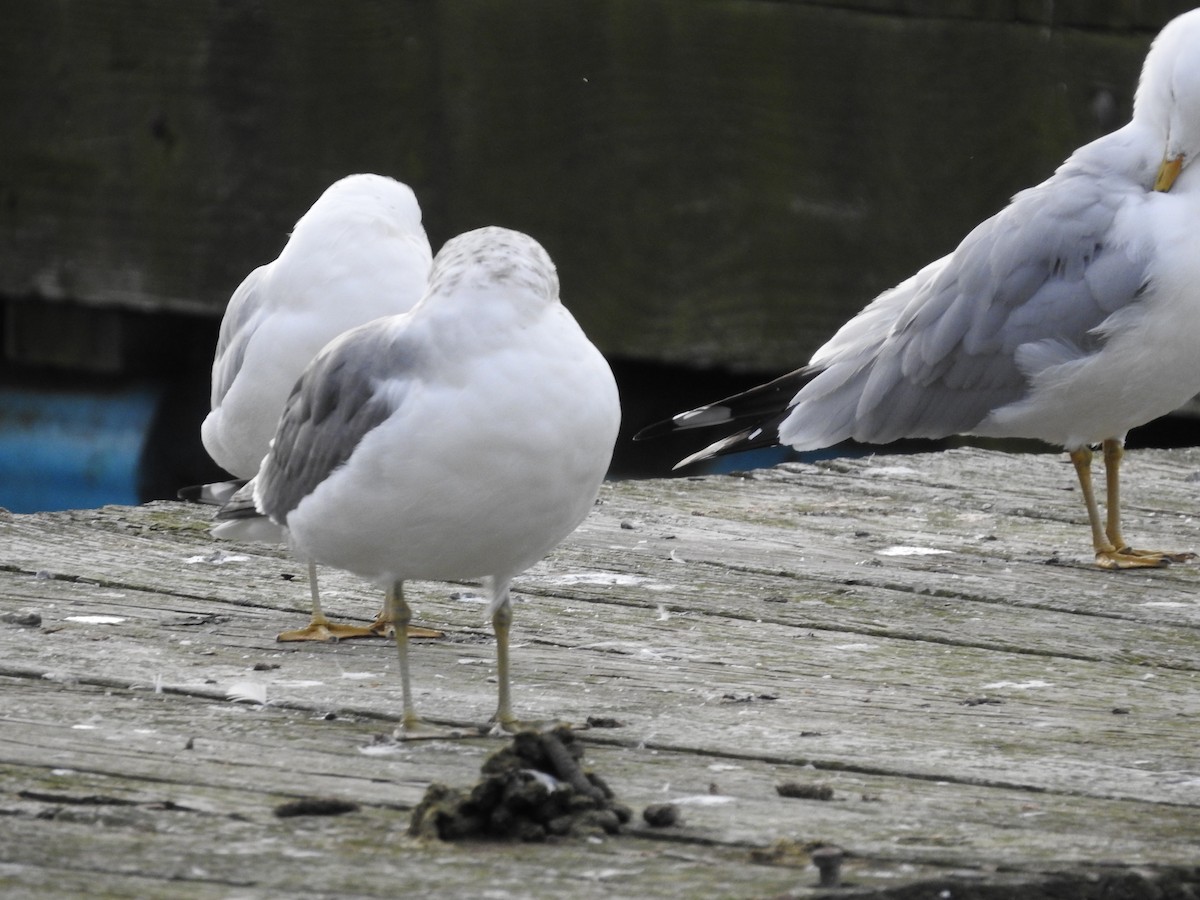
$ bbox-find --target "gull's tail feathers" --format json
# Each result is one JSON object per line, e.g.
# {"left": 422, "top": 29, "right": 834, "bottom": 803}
{"left": 633, "top": 369, "right": 808, "bottom": 440}
{"left": 177, "top": 479, "right": 247, "bottom": 506}
{"left": 633, "top": 369, "right": 815, "bottom": 469}
{"left": 210, "top": 479, "right": 286, "bottom": 544}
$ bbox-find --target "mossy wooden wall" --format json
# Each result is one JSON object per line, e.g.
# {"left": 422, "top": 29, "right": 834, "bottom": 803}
{"left": 1, "top": 0, "right": 1193, "bottom": 372}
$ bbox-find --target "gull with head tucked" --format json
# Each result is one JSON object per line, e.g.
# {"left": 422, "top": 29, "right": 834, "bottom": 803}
{"left": 250, "top": 226, "right": 621, "bottom": 734}
{"left": 197, "top": 173, "right": 440, "bottom": 640}
{"left": 643, "top": 10, "right": 1200, "bottom": 569}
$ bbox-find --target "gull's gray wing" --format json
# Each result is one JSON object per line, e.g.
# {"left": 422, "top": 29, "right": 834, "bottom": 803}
{"left": 255, "top": 320, "right": 418, "bottom": 523}
{"left": 210, "top": 264, "right": 271, "bottom": 408}
{"left": 212, "top": 478, "right": 258, "bottom": 521}
{"left": 808, "top": 160, "right": 1147, "bottom": 447}
{"left": 652, "top": 136, "right": 1156, "bottom": 464}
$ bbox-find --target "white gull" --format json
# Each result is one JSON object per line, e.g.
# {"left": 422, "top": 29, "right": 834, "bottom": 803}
{"left": 200, "top": 173, "right": 438, "bottom": 638}
{"left": 646, "top": 11, "right": 1200, "bottom": 569}
{"left": 248, "top": 226, "right": 621, "bottom": 733}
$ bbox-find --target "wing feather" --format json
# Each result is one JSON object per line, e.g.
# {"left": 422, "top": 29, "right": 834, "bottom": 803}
{"left": 781, "top": 144, "right": 1151, "bottom": 449}
{"left": 647, "top": 131, "right": 1157, "bottom": 464}
{"left": 210, "top": 265, "right": 272, "bottom": 408}
{"left": 255, "top": 320, "right": 419, "bottom": 523}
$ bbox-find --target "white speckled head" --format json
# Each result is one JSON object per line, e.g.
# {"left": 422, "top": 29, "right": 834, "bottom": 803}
{"left": 426, "top": 226, "right": 560, "bottom": 304}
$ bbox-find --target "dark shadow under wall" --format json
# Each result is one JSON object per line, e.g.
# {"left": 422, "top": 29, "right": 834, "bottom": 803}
{"left": 3, "top": 306, "right": 1199, "bottom": 511}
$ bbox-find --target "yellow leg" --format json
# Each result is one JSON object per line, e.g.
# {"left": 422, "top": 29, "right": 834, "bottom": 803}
{"left": 361, "top": 608, "right": 444, "bottom": 641}
{"left": 1069, "top": 442, "right": 1195, "bottom": 569}
{"left": 487, "top": 578, "right": 564, "bottom": 735}
{"left": 277, "top": 563, "right": 444, "bottom": 642}
{"left": 384, "top": 583, "right": 469, "bottom": 741}
{"left": 388, "top": 582, "right": 422, "bottom": 733}
{"left": 1069, "top": 448, "right": 1112, "bottom": 562}
{"left": 491, "top": 587, "right": 517, "bottom": 731}
{"left": 1103, "top": 439, "right": 1131, "bottom": 552}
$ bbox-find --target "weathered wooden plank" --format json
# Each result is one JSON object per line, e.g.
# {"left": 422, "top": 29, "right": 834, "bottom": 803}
{"left": 2, "top": 674, "right": 1198, "bottom": 890}
{"left": 2, "top": 447, "right": 1199, "bottom": 895}
{"left": 6, "top": 568, "right": 1196, "bottom": 810}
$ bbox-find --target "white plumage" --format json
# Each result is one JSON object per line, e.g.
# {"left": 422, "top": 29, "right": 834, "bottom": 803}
{"left": 654, "top": 10, "right": 1200, "bottom": 569}
{"left": 203, "top": 174, "right": 432, "bottom": 478}
{"left": 201, "top": 174, "right": 435, "bottom": 638}
{"left": 253, "top": 226, "right": 621, "bottom": 732}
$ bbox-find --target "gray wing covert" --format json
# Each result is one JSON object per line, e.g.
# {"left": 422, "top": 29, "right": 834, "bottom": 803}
{"left": 256, "top": 322, "right": 418, "bottom": 523}
{"left": 794, "top": 166, "right": 1150, "bottom": 446}
{"left": 211, "top": 265, "right": 271, "bottom": 408}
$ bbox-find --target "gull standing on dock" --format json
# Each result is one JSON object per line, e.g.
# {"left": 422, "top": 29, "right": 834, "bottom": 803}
{"left": 643, "top": 10, "right": 1200, "bottom": 569}
{"left": 199, "top": 174, "right": 439, "bottom": 639}
{"left": 250, "top": 226, "right": 621, "bottom": 734}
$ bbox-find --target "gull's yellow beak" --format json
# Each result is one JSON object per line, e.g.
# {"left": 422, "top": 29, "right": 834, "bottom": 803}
{"left": 1154, "top": 154, "right": 1184, "bottom": 192}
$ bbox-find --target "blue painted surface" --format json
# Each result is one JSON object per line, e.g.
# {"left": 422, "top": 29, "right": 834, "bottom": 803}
{"left": 696, "top": 444, "right": 862, "bottom": 475}
{"left": 0, "top": 385, "right": 162, "bottom": 513}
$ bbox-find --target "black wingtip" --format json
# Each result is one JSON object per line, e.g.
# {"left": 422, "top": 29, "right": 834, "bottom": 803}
{"left": 671, "top": 411, "right": 790, "bottom": 469}
{"left": 634, "top": 368, "right": 809, "bottom": 443}
{"left": 634, "top": 405, "right": 738, "bottom": 441}
{"left": 214, "top": 501, "right": 262, "bottom": 522}
{"left": 630, "top": 423, "right": 662, "bottom": 442}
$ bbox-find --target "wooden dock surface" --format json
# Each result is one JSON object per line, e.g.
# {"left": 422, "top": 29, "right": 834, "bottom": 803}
{"left": 2, "top": 446, "right": 1199, "bottom": 898}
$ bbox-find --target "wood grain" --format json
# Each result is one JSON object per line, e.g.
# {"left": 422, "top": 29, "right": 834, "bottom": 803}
{"left": 2, "top": 446, "right": 1199, "bottom": 895}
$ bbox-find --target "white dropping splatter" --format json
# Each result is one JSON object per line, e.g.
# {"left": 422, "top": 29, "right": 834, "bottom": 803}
{"left": 672, "top": 794, "right": 736, "bottom": 806}
{"left": 866, "top": 465, "right": 920, "bottom": 477}
{"left": 876, "top": 546, "right": 951, "bottom": 557}
{"left": 540, "top": 572, "right": 648, "bottom": 587}
{"left": 281, "top": 849, "right": 325, "bottom": 860}
{"left": 580, "top": 867, "right": 643, "bottom": 882}
{"left": 185, "top": 551, "right": 250, "bottom": 565}
{"left": 66, "top": 615, "right": 126, "bottom": 625}
{"left": 357, "top": 742, "right": 406, "bottom": 757}
{"left": 340, "top": 672, "right": 377, "bottom": 680}
{"left": 982, "top": 680, "right": 1053, "bottom": 690}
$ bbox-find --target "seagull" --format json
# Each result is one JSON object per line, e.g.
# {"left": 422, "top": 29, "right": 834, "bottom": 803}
{"left": 640, "top": 10, "right": 1200, "bottom": 569}
{"left": 247, "top": 226, "right": 621, "bottom": 734}
{"left": 198, "top": 173, "right": 442, "bottom": 639}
